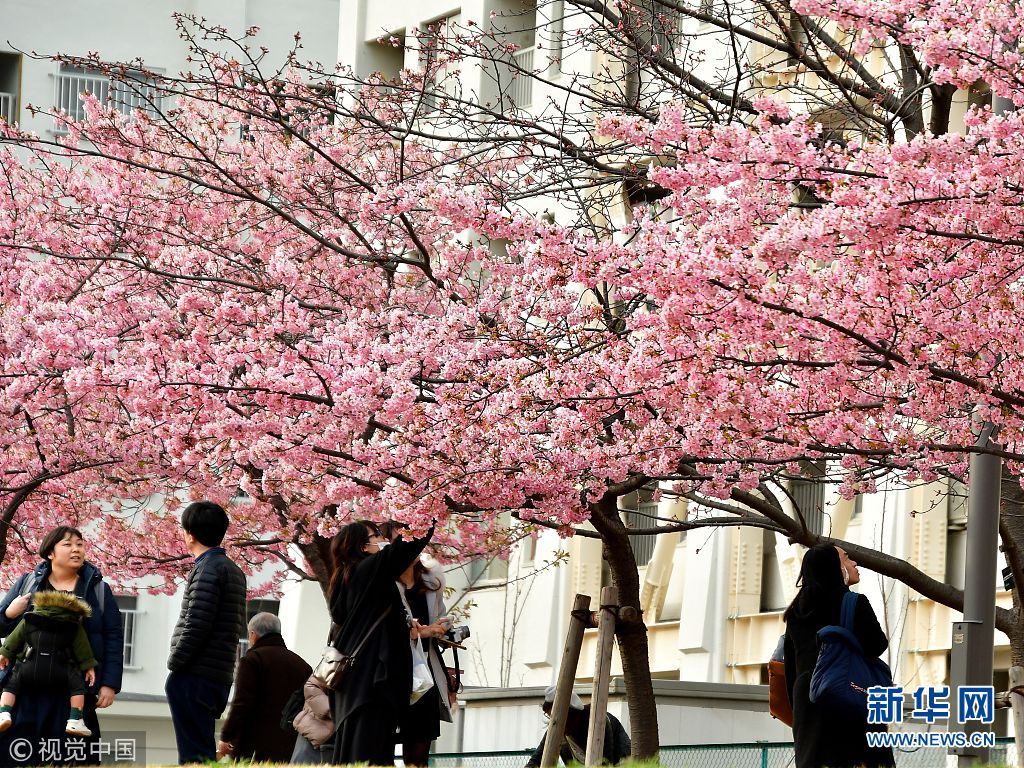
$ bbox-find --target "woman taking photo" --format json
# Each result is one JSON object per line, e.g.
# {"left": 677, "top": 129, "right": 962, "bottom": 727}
{"left": 784, "top": 544, "right": 893, "bottom": 768}
{"left": 396, "top": 558, "right": 454, "bottom": 767}
{"left": 329, "top": 520, "right": 434, "bottom": 766}
{"left": 0, "top": 526, "right": 123, "bottom": 766}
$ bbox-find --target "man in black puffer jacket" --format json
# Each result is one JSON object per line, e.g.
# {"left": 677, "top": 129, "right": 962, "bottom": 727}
{"left": 165, "top": 501, "right": 247, "bottom": 764}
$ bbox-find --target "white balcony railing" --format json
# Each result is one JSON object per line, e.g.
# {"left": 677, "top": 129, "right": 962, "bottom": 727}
{"left": 0, "top": 92, "right": 15, "bottom": 124}
{"left": 55, "top": 66, "right": 161, "bottom": 124}
{"left": 56, "top": 69, "right": 110, "bottom": 122}
{"left": 509, "top": 47, "right": 534, "bottom": 109}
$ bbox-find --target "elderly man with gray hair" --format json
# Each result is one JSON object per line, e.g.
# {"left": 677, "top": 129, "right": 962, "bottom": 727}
{"left": 216, "top": 612, "right": 312, "bottom": 763}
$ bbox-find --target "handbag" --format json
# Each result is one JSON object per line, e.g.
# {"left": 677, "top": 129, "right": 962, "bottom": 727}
{"left": 398, "top": 583, "right": 436, "bottom": 704}
{"left": 809, "top": 591, "right": 893, "bottom": 719}
{"left": 445, "top": 666, "right": 463, "bottom": 694}
{"left": 409, "top": 638, "right": 435, "bottom": 704}
{"left": 310, "top": 645, "right": 348, "bottom": 690}
{"left": 311, "top": 607, "right": 392, "bottom": 691}
{"left": 766, "top": 634, "right": 793, "bottom": 726}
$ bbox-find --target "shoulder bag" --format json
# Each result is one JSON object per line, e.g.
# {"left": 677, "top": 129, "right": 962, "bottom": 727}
{"left": 311, "top": 606, "right": 391, "bottom": 691}
{"left": 766, "top": 634, "right": 793, "bottom": 726}
{"left": 809, "top": 591, "right": 893, "bottom": 719}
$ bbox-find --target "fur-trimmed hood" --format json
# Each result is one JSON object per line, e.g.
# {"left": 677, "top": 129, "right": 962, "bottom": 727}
{"left": 32, "top": 590, "right": 92, "bottom": 618}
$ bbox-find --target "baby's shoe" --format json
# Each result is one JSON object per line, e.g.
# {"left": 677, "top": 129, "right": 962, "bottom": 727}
{"left": 65, "top": 718, "right": 91, "bottom": 737}
{"left": 0, "top": 711, "right": 11, "bottom": 732}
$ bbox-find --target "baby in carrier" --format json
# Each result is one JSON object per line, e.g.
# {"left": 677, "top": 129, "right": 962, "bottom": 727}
{"left": 0, "top": 590, "right": 97, "bottom": 737}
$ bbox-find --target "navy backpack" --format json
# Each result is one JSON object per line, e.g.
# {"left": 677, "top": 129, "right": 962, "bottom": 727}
{"left": 809, "top": 591, "right": 892, "bottom": 719}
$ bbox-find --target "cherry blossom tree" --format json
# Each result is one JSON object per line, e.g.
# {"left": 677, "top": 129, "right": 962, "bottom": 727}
{"left": 6, "top": 2, "right": 1024, "bottom": 755}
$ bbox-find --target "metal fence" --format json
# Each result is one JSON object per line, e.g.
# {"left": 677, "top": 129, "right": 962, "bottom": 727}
{"left": 431, "top": 739, "right": 1017, "bottom": 768}
{"left": 431, "top": 749, "right": 533, "bottom": 768}
{"left": 659, "top": 740, "right": 1017, "bottom": 768}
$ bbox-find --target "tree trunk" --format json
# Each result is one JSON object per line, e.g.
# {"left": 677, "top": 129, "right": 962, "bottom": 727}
{"left": 929, "top": 83, "right": 957, "bottom": 136}
{"left": 298, "top": 534, "right": 334, "bottom": 600}
{"left": 590, "top": 495, "right": 660, "bottom": 759}
{"left": 897, "top": 44, "right": 925, "bottom": 139}
{"left": 1000, "top": 468, "right": 1024, "bottom": 668}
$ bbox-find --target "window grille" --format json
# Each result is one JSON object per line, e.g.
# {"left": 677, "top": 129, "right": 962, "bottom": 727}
{"left": 118, "top": 606, "right": 140, "bottom": 669}
{"left": 0, "top": 93, "right": 15, "bottom": 124}
{"left": 55, "top": 64, "right": 161, "bottom": 123}
{"left": 625, "top": 501, "right": 659, "bottom": 566}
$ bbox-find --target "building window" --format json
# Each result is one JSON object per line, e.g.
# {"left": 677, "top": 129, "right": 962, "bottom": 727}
{"left": 946, "top": 479, "right": 968, "bottom": 591}
{"left": 116, "top": 595, "right": 139, "bottom": 669}
{"left": 652, "top": 3, "right": 682, "bottom": 57}
{"left": 0, "top": 91, "right": 14, "bottom": 125}
{"left": 790, "top": 461, "right": 826, "bottom": 535}
{"left": 968, "top": 81, "right": 993, "bottom": 111}
{"left": 624, "top": 501, "right": 658, "bottom": 567}
{"left": 55, "top": 64, "right": 162, "bottom": 124}
{"left": 490, "top": 0, "right": 538, "bottom": 109}
{"left": 759, "top": 530, "right": 787, "bottom": 612}
{"left": 508, "top": 47, "right": 535, "bottom": 109}
{"left": 521, "top": 534, "right": 537, "bottom": 566}
{"left": 0, "top": 53, "right": 20, "bottom": 125}
{"left": 417, "top": 14, "right": 461, "bottom": 111}
{"left": 466, "top": 556, "right": 509, "bottom": 585}
{"left": 786, "top": 12, "right": 809, "bottom": 68}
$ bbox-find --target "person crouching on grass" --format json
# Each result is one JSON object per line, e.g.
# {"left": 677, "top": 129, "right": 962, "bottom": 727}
{"left": 0, "top": 590, "right": 97, "bottom": 737}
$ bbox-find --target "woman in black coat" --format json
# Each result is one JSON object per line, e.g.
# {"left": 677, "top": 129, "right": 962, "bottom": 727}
{"left": 329, "top": 520, "right": 433, "bottom": 766}
{"left": 784, "top": 544, "right": 894, "bottom": 768}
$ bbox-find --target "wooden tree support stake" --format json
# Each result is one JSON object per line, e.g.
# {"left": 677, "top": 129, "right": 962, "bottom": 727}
{"left": 1010, "top": 666, "right": 1024, "bottom": 767}
{"left": 586, "top": 587, "right": 618, "bottom": 766}
{"left": 542, "top": 594, "right": 592, "bottom": 768}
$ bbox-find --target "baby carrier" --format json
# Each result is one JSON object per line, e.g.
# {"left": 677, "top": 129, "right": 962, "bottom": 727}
{"left": 2, "top": 591, "right": 94, "bottom": 694}
{"left": 16, "top": 612, "right": 81, "bottom": 688}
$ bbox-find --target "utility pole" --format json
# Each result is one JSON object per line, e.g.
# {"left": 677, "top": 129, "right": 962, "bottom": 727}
{"left": 949, "top": 83, "right": 1013, "bottom": 764}
{"left": 950, "top": 421, "right": 1000, "bottom": 765}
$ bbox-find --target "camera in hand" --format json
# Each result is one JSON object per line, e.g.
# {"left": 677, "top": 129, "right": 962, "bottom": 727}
{"left": 444, "top": 625, "right": 470, "bottom": 644}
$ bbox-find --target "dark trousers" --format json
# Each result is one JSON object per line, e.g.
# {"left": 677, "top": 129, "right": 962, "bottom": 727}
{"left": 165, "top": 672, "right": 230, "bottom": 765}
{"left": 0, "top": 689, "right": 100, "bottom": 767}
{"left": 291, "top": 734, "right": 331, "bottom": 765}
{"left": 333, "top": 700, "right": 397, "bottom": 766}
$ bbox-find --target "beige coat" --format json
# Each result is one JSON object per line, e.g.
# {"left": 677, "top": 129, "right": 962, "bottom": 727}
{"left": 293, "top": 675, "right": 334, "bottom": 747}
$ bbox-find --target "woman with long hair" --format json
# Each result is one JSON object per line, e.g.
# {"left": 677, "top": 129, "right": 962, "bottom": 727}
{"left": 396, "top": 557, "right": 454, "bottom": 766}
{"left": 329, "top": 519, "right": 433, "bottom": 766}
{"left": 784, "top": 544, "right": 894, "bottom": 768}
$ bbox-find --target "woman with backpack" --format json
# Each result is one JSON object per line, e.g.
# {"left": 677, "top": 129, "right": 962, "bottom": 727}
{"left": 784, "top": 544, "right": 894, "bottom": 768}
{"left": 0, "top": 526, "right": 123, "bottom": 766}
